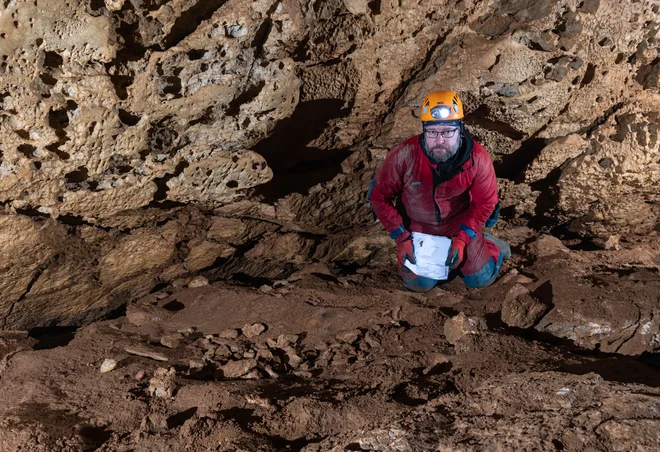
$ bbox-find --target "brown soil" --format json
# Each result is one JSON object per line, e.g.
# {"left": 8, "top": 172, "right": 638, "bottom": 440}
{"left": 1, "top": 234, "right": 660, "bottom": 451}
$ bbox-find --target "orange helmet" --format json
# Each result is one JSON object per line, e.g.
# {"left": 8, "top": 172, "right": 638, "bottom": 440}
{"left": 420, "top": 90, "right": 464, "bottom": 123}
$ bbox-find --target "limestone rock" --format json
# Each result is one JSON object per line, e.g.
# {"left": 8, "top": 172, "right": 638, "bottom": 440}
{"left": 276, "top": 334, "right": 299, "bottom": 347}
{"left": 281, "top": 346, "right": 303, "bottom": 369}
{"left": 557, "top": 106, "right": 660, "bottom": 237}
{"left": 0, "top": 0, "right": 658, "bottom": 330}
{"left": 524, "top": 134, "right": 588, "bottom": 183}
{"left": 99, "top": 358, "right": 117, "bottom": 373}
{"left": 187, "top": 275, "right": 209, "bottom": 288}
{"left": 206, "top": 217, "right": 247, "bottom": 243}
{"left": 498, "top": 181, "right": 540, "bottom": 222}
{"left": 443, "top": 313, "right": 482, "bottom": 345}
{"left": 432, "top": 372, "right": 660, "bottom": 450}
{"left": 160, "top": 333, "right": 183, "bottom": 349}
{"left": 593, "top": 235, "right": 621, "bottom": 251}
{"left": 241, "top": 323, "right": 267, "bottom": 338}
{"left": 124, "top": 345, "right": 169, "bottom": 362}
{"left": 527, "top": 256, "right": 660, "bottom": 355}
{"left": 335, "top": 330, "right": 361, "bottom": 344}
{"left": 104, "top": 0, "right": 125, "bottom": 12}
{"left": 99, "top": 229, "right": 175, "bottom": 287}
{"left": 501, "top": 284, "right": 549, "bottom": 328}
{"left": 184, "top": 240, "right": 235, "bottom": 273}
{"left": 217, "top": 329, "right": 240, "bottom": 340}
{"left": 148, "top": 367, "right": 177, "bottom": 399}
{"left": 356, "top": 429, "right": 410, "bottom": 451}
{"left": 126, "top": 304, "right": 171, "bottom": 327}
{"left": 342, "top": 0, "right": 368, "bottom": 15}
{"left": 524, "top": 235, "right": 571, "bottom": 259}
{"left": 220, "top": 359, "right": 257, "bottom": 378}
{"left": 166, "top": 151, "right": 273, "bottom": 205}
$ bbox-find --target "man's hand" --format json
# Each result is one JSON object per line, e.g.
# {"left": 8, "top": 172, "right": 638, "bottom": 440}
{"left": 446, "top": 237, "right": 467, "bottom": 269}
{"left": 396, "top": 234, "right": 415, "bottom": 270}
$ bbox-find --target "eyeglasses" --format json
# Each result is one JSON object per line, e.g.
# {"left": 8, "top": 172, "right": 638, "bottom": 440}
{"left": 424, "top": 128, "right": 459, "bottom": 139}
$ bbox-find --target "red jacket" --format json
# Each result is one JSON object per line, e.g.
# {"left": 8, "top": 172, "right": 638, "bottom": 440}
{"left": 369, "top": 134, "right": 498, "bottom": 245}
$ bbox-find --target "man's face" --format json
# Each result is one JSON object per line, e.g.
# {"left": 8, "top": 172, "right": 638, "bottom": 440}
{"left": 423, "top": 124, "right": 461, "bottom": 162}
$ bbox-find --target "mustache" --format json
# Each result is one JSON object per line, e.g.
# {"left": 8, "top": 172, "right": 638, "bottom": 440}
{"left": 429, "top": 145, "right": 454, "bottom": 151}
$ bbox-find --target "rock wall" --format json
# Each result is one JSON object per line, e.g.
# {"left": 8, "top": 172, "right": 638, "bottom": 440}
{"left": 0, "top": 0, "right": 658, "bottom": 328}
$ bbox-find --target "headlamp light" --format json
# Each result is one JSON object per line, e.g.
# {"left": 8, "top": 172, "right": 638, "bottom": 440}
{"left": 431, "top": 106, "right": 451, "bottom": 119}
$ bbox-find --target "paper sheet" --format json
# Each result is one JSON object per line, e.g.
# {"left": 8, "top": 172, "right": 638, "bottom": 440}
{"left": 403, "top": 232, "right": 452, "bottom": 280}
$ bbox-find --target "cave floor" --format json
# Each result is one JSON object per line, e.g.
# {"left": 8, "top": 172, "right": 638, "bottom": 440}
{"left": 1, "top": 237, "right": 660, "bottom": 451}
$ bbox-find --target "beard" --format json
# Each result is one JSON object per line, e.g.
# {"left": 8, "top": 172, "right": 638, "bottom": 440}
{"left": 426, "top": 137, "right": 461, "bottom": 163}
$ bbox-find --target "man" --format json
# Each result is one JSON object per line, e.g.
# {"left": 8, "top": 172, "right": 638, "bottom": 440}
{"left": 368, "top": 90, "right": 509, "bottom": 292}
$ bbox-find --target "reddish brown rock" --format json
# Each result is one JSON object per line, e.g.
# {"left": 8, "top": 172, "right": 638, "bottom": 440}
{"left": 220, "top": 359, "right": 257, "bottom": 379}
{"left": 501, "top": 284, "right": 549, "bottom": 329}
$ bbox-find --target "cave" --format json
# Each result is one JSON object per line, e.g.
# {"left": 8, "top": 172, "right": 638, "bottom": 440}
{"left": 0, "top": 0, "right": 659, "bottom": 449}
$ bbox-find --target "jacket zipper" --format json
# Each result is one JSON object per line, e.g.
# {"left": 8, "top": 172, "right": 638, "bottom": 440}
{"left": 432, "top": 175, "right": 441, "bottom": 225}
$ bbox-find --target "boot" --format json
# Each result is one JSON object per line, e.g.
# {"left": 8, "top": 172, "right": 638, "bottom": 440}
{"left": 483, "top": 231, "right": 511, "bottom": 260}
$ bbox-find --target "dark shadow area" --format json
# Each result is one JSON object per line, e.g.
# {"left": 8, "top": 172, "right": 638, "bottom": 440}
{"left": 164, "top": 0, "right": 227, "bottom": 49}
{"left": 78, "top": 425, "right": 113, "bottom": 451}
{"left": 391, "top": 376, "right": 458, "bottom": 406}
{"left": 253, "top": 99, "right": 352, "bottom": 203}
{"left": 486, "top": 311, "right": 585, "bottom": 349}
{"left": 492, "top": 137, "right": 549, "bottom": 181}
{"left": 484, "top": 312, "right": 660, "bottom": 387}
{"left": 97, "top": 302, "right": 128, "bottom": 322}
{"left": 226, "top": 81, "right": 265, "bottom": 116}
{"left": 437, "top": 307, "right": 460, "bottom": 318}
{"left": 167, "top": 407, "right": 198, "bottom": 429}
{"left": 563, "top": 237, "right": 603, "bottom": 251}
{"left": 228, "top": 273, "right": 275, "bottom": 287}
{"left": 29, "top": 326, "right": 78, "bottom": 350}
{"left": 58, "top": 214, "right": 87, "bottom": 226}
{"left": 532, "top": 280, "right": 554, "bottom": 307}
{"left": 149, "top": 160, "right": 189, "bottom": 204}
{"left": 558, "top": 355, "right": 660, "bottom": 388}
{"left": 149, "top": 282, "right": 169, "bottom": 294}
{"left": 256, "top": 376, "right": 369, "bottom": 403}
{"left": 118, "top": 109, "right": 141, "bottom": 126}
{"left": 217, "top": 407, "right": 261, "bottom": 426}
{"left": 16, "top": 206, "right": 50, "bottom": 218}
{"left": 162, "top": 300, "right": 185, "bottom": 312}
{"left": 268, "top": 435, "right": 326, "bottom": 450}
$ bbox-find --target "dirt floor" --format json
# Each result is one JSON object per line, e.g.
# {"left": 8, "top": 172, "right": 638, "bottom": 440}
{"left": 1, "top": 232, "right": 660, "bottom": 451}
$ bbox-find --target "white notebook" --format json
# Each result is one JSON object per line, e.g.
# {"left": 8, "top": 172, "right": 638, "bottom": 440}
{"left": 403, "top": 232, "right": 452, "bottom": 280}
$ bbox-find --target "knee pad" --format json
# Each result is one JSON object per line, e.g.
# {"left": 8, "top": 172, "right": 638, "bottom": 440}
{"left": 461, "top": 251, "right": 503, "bottom": 288}
{"left": 403, "top": 276, "right": 438, "bottom": 293}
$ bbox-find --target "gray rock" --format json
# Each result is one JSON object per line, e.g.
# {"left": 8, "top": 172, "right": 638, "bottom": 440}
{"left": 498, "top": 85, "right": 519, "bottom": 97}
{"left": 225, "top": 24, "right": 247, "bottom": 38}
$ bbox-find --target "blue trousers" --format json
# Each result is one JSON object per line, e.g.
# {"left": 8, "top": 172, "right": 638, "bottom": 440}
{"left": 404, "top": 250, "right": 504, "bottom": 292}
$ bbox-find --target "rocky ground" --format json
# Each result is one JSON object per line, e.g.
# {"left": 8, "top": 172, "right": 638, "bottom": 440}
{"left": 1, "top": 228, "right": 659, "bottom": 451}
{"left": 1, "top": 0, "right": 659, "bottom": 449}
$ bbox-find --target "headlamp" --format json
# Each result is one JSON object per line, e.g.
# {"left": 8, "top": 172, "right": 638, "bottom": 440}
{"left": 431, "top": 106, "right": 451, "bottom": 119}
